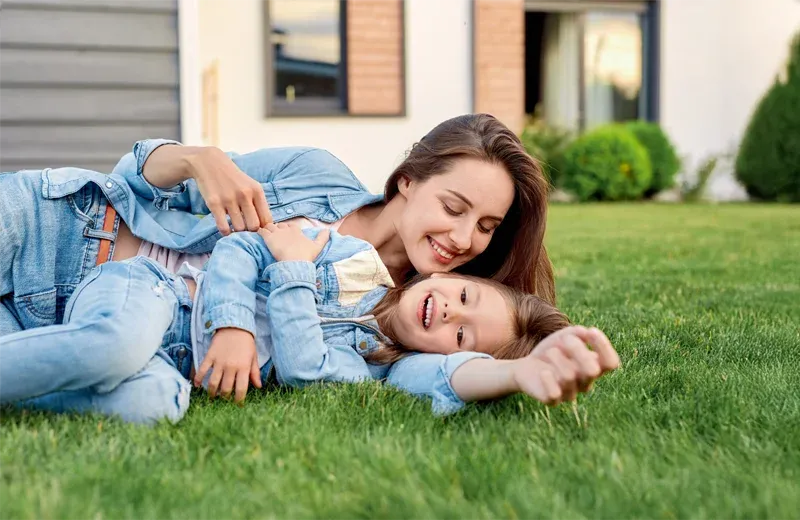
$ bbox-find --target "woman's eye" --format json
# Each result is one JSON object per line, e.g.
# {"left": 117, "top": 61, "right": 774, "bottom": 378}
{"left": 457, "top": 326, "right": 464, "bottom": 346}
{"left": 478, "top": 223, "right": 493, "bottom": 234}
{"left": 442, "top": 203, "right": 460, "bottom": 216}
{"left": 461, "top": 288, "right": 467, "bottom": 304}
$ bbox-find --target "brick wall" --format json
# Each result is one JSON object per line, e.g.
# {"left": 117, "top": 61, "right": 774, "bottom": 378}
{"left": 346, "top": 0, "right": 404, "bottom": 115}
{"left": 473, "top": 0, "right": 525, "bottom": 133}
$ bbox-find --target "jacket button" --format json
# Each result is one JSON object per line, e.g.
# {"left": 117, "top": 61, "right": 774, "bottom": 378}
{"left": 205, "top": 320, "right": 212, "bottom": 329}
{"left": 105, "top": 181, "right": 113, "bottom": 189}
{"left": 359, "top": 341, "right": 367, "bottom": 349}
{"left": 286, "top": 208, "right": 295, "bottom": 214}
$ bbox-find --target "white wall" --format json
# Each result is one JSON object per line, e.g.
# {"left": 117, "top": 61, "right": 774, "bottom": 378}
{"left": 193, "top": 0, "right": 474, "bottom": 192}
{"left": 660, "top": 0, "right": 800, "bottom": 199}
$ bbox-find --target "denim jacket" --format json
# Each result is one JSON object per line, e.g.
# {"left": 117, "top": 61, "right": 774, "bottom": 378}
{"left": 108, "top": 139, "right": 384, "bottom": 252}
{"left": 197, "top": 228, "right": 492, "bottom": 415}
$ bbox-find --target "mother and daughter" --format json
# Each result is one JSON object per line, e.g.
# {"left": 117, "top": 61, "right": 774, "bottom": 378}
{"left": 0, "top": 114, "right": 619, "bottom": 424}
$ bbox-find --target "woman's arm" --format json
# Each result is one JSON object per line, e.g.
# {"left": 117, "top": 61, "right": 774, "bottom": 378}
{"left": 111, "top": 139, "right": 367, "bottom": 235}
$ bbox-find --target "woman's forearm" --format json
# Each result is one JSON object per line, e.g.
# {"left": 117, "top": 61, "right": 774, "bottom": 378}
{"left": 141, "top": 143, "right": 211, "bottom": 188}
{"left": 449, "top": 358, "right": 521, "bottom": 402}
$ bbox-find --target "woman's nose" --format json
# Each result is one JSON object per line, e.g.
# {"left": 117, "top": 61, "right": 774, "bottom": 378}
{"left": 448, "top": 224, "right": 472, "bottom": 251}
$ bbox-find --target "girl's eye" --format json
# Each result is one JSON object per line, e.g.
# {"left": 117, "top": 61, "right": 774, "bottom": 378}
{"left": 477, "top": 223, "right": 494, "bottom": 234}
{"left": 442, "top": 203, "right": 460, "bottom": 216}
{"left": 461, "top": 288, "right": 467, "bottom": 304}
{"left": 457, "top": 326, "right": 464, "bottom": 346}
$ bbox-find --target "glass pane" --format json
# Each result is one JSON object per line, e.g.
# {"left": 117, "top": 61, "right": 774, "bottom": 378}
{"left": 583, "top": 11, "right": 642, "bottom": 128}
{"left": 270, "top": 0, "right": 341, "bottom": 105}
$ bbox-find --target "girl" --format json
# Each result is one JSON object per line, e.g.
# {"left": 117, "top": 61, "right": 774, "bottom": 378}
{"left": 0, "top": 224, "right": 618, "bottom": 425}
{"left": 1, "top": 114, "right": 555, "bottom": 353}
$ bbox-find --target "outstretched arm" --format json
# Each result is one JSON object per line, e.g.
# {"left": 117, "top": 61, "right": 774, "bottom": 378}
{"left": 387, "top": 326, "right": 620, "bottom": 415}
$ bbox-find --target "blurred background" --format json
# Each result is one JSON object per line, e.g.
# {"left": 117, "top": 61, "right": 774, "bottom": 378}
{"left": 1, "top": 0, "right": 798, "bottom": 201}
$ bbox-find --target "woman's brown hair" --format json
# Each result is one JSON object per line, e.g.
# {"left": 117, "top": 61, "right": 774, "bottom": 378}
{"left": 366, "top": 274, "right": 570, "bottom": 365}
{"left": 384, "top": 113, "right": 556, "bottom": 305}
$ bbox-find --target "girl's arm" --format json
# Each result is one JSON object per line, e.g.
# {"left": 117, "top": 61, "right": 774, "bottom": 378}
{"left": 386, "top": 326, "right": 621, "bottom": 415}
{"left": 262, "top": 259, "right": 375, "bottom": 386}
{"left": 258, "top": 224, "right": 376, "bottom": 386}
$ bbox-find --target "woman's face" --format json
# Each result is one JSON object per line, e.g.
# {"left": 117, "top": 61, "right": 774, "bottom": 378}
{"left": 391, "top": 274, "right": 514, "bottom": 356}
{"left": 396, "top": 158, "right": 515, "bottom": 275}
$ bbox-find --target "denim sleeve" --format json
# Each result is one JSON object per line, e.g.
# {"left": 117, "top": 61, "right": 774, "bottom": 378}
{"left": 112, "top": 141, "right": 362, "bottom": 214}
{"left": 111, "top": 138, "right": 185, "bottom": 210}
{"left": 200, "top": 232, "right": 277, "bottom": 336}
{"left": 264, "top": 261, "right": 373, "bottom": 387}
{"left": 385, "top": 351, "right": 494, "bottom": 416}
{"left": 201, "top": 227, "right": 337, "bottom": 336}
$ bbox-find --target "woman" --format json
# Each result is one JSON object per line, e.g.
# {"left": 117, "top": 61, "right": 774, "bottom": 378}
{"left": 0, "top": 114, "right": 555, "bottom": 401}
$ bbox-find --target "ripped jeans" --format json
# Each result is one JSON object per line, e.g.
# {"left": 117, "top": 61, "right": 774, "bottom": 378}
{"left": 0, "top": 257, "right": 194, "bottom": 425}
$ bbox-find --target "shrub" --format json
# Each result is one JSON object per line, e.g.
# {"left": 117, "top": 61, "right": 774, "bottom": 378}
{"left": 561, "top": 124, "right": 652, "bottom": 201}
{"left": 625, "top": 121, "right": 681, "bottom": 196}
{"left": 734, "top": 33, "right": 800, "bottom": 202}
{"left": 680, "top": 154, "right": 719, "bottom": 202}
{"left": 520, "top": 118, "right": 574, "bottom": 189}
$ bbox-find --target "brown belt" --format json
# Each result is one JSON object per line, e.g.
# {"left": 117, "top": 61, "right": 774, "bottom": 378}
{"left": 95, "top": 204, "right": 118, "bottom": 266}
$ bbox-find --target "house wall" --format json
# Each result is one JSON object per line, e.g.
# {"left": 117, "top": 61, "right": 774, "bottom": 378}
{"left": 185, "top": 0, "right": 800, "bottom": 198}
{"left": 660, "top": 0, "right": 800, "bottom": 197}
{"left": 194, "top": 0, "right": 474, "bottom": 192}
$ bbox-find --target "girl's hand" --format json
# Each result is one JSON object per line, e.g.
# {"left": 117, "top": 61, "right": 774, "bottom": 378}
{"left": 194, "top": 327, "right": 262, "bottom": 403}
{"left": 514, "top": 326, "right": 620, "bottom": 404}
{"left": 257, "top": 223, "right": 330, "bottom": 263}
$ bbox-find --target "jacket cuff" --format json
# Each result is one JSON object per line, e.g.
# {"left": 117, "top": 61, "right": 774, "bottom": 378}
{"left": 202, "top": 303, "right": 257, "bottom": 337}
{"left": 262, "top": 261, "right": 317, "bottom": 289}
{"left": 132, "top": 138, "right": 186, "bottom": 210}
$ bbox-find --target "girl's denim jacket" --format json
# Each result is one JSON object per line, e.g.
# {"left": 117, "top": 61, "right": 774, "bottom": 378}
{"left": 199, "top": 228, "right": 492, "bottom": 416}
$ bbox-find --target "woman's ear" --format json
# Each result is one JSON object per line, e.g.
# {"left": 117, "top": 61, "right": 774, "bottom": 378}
{"left": 396, "top": 175, "right": 412, "bottom": 196}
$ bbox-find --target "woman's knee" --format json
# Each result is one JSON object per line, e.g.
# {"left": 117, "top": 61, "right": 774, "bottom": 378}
{"left": 114, "top": 355, "right": 191, "bottom": 425}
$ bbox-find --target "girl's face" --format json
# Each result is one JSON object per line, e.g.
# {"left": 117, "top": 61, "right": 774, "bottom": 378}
{"left": 391, "top": 274, "right": 514, "bottom": 356}
{"left": 395, "top": 158, "right": 515, "bottom": 275}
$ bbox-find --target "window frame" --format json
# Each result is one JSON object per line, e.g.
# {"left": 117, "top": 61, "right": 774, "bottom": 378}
{"left": 523, "top": 0, "right": 659, "bottom": 129}
{"left": 263, "top": 0, "right": 349, "bottom": 117}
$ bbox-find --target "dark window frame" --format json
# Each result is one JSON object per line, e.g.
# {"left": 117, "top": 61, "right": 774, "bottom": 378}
{"left": 521, "top": 0, "right": 660, "bottom": 129}
{"left": 263, "top": 0, "right": 349, "bottom": 117}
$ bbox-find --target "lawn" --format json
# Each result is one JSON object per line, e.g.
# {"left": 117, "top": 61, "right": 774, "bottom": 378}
{"left": 2, "top": 204, "right": 799, "bottom": 519}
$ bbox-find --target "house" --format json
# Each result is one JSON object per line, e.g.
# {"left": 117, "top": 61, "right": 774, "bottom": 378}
{"left": 2, "top": 0, "right": 799, "bottom": 198}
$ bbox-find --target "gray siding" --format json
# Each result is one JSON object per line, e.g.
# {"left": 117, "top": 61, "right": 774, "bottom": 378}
{"left": 0, "top": 0, "right": 181, "bottom": 173}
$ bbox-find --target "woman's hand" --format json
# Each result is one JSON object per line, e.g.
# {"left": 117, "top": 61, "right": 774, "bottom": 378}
{"left": 514, "top": 326, "right": 620, "bottom": 405}
{"left": 194, "top": 327, "right": 262, "bottom": 403}
{"left": 258, "top": 223, "right": 330, "bottom": 263}
{"left": 185, "top": 147, "right": 273, "bottom": 235}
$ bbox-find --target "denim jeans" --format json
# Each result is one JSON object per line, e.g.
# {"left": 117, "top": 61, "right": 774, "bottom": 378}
{"left": 0, "top": 257, "right": 193, "bottom": 425}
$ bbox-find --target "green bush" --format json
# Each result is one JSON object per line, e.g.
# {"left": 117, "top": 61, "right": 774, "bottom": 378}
{"left": 625, "top": 121, "right": 681, "bottom": 196}
{"left": 520, "top": 119, "right": 574, "bottom": 188}
{"left": 561, "top": 124, "right": 652, "bottom": 201}
{"left": 735, "top": 33, "right": 800, "bottom": 202}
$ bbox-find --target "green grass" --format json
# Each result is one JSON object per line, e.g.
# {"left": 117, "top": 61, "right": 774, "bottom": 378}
{"left": 2, "top": 204, "right": 799, "bottom": 519}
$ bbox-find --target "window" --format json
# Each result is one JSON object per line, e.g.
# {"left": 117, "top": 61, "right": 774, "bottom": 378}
{"left": 265, "top": 0, "right": 347, "bottom": 116}
{"left": 524, "top": 1, "right": 657, "bottom": 130}
{"left": 264, "top": 0, "right": 406, "bottom": 117}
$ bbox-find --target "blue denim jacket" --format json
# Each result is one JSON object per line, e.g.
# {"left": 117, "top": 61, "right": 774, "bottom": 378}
{"left": 0, "top": 139, "right": 381, "bottom": 332}
{"left": 109, "top": 139, "right": 384, "bottom": 252}
{"left": 198, "top": 228, "right": 492, "bottom": 415}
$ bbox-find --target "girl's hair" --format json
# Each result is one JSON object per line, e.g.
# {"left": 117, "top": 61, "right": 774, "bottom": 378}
{"left": 384, "top": 113, "right": 556, "bottom": 305}
{"left": 367, "top": 274, "right": 570, "bottom": 365}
